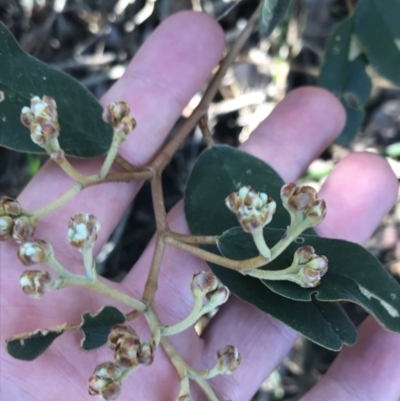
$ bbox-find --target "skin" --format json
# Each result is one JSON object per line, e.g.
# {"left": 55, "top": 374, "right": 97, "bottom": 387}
{"left": 1, "top": 11, "right": 399, "bottom": 401}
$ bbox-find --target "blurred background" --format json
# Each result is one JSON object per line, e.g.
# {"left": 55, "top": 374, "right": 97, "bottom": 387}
{"left": 0, "top": 0, "right": 399, "bottom": 399}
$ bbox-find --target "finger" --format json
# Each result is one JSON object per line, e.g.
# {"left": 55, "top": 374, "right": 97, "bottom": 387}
{"left": 197, "top": 100, "right": 397, "bottom": 400}
{"left": 301, "top": 318, "right": 400, "bottom": 401}
{"left": 1, "top": 10, "right": 224, "bottom": 351}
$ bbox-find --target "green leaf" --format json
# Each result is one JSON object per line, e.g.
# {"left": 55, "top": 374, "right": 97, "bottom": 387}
{"left": 80, "top": 306, "right": 126, "bottom": 350}
{"left": 259, "top": 0, "right": 292, "bottom": 37}
{"left": 218, "top": 227, "right": 400, "bottom": 332}
{"left": 184, "top": 145, "right": 356, "bottom": 349}
{"left": 318, "top": 17, "right": 371, "bottom": 145}
{"left": 6, "top": 326, "right": 65, "bottom": 361}
{"left": 354, "top": 0, "right": 400, "bottom": 86}
{"left": 0, "top": 22, "right": 113, "bottom": 157}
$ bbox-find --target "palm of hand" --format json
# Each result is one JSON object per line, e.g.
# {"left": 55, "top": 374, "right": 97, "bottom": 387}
{"left": 1, "top": 11, "right": 399, "bottom": 401}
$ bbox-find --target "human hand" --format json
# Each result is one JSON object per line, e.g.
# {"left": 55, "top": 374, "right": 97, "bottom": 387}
{"left": 1, "top": 11, "right": 399, "bottom": 401}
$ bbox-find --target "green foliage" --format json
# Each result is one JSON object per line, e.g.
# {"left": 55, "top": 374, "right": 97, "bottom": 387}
{"left": 259, "top": 0, "right": 292, "bottom": 37}
{"left": 0, "top": 22, "right": 113, "bottom": 157}
{"left": 80, "top": 306, "right": 126, "bottom": 350}
{"left": 185, "top": 145, "right": 400, "bottom": 348}
{"left": 219, "top": 227, "right": 400, "bottom": 332}
{"left": 319, "top": 0, "right": 400, "bottom": 145}
{"left": 318, "top": 17, "right": 371, "bottom": 145}
{"left": 6, "top": 328, "right": 64, "bottom": 361}
{"left": 354, "top": 0, "right": 400, "bottom": 86}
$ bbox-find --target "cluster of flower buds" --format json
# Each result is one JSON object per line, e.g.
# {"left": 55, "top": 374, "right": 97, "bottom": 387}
{"left": 19, "top": 270, "right": 54, "bottom": 298}
{"left": 191, "top": 271, "right": 230, "bottom": 308}
{"left": 20, "top": 96, "right": 60, "bottom": 150}
{"left": 281, "top": 183, "right": 326, "bottom": 228}
{"left": 67, "top": 213, "right": 101, "bottom": 252}
{"left": 0, "top": 197, "right": 34, "bottom": 243}
{"left": 225, "top": 186, "right": 276, "bottom": 234}
{"left": 88, "top": 362, "right": 123, "bottom": 401}
{"left": 102, "top": 101, "right": 136, "bottom": 139}
{"left": 216, "top": 345, "right": 241, "bottom": 374}
{"left": 290, "top": 246, "right": 328, "bottom": 288}
{"left": 18, "top": 239, "right": 54, "bottom": 266}
{"left": 107, "top": 324, "right": 153, "bottom": 368}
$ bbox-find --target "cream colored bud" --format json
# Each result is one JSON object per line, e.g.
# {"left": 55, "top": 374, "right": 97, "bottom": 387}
{"left": 107, "top": 324, "right": 139, "bottom": 351}
{"left": 295, "top": 245, "right": 315, "bottom": 264}
{"left": 13, "top": 216, "right": 35, "bottom": 244}
{"left": 138, "top": 342, "right": 153, "bottom": 366}
{"left": 217, "top": 345, "right": 241, "bottom": 374}
{"left": 88, "top": 370, "right": 122, "bottom": 401}
{"left": 67, "top": 213, "right": 101, "bottom": 251}
{"left": 94, "top": 362, "right": 123, "bottom": 381}
{"left": 18, "top": 239, "right": 54, "bottom": 265}
{"left": 225, "top": 186, "right": 276, "bottom": 233}
{"left": 41, "top": 120, "right": 60, "bottom": 138}
{"left": 306, "top": 200, "right": 327, "bottom": 224}
{"left": 20, "top": 107, "right": 35, "bottom": 128}
{"left": 191, "top": 271, "right": 219, "bottom": 297}
{"left": 0, "top": 216, "right": 14, "bottom": 241}
{"left": 30, "top": 122, "right": 46, "bottom": 147}
{"left": 0, "top": 196, "right": 22, "bottom": 217}
{"left": 115, "top": 336, "right": 141, "bottom": 368}
{"left": 116, "top": 116, "right": 136, "bottom": 136}
{"left": 20, "top": 270, "right": 54, "bottom": 298}
{"left": 102, "top": 101, "right": 131, "bottom": 126}
{"left": 207, "top": 285, "right": 230, "bottom": 307}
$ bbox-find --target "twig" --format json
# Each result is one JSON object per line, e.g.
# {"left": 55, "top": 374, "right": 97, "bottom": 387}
{"left": 168, "top": 232, "right": 218, "bottom": 245}
{"left": 199, "top": 115, "right": 214, "bottom": 146}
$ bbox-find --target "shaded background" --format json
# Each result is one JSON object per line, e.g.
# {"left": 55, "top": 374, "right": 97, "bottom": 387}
{"left": 1, "top": 0, "right": 400, "bottom": 399}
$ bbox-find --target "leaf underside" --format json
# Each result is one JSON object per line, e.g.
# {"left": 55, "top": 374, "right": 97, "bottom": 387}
{"left": 0, "top": 22, "right": 113, "bottom": 157}
{"left": 80, "top": 306, "right": 126, "bottom": 350}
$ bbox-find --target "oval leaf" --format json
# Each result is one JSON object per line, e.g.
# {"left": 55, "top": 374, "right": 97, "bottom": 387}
{"left": 80, "top": 306, "right": 126, "bottom": 350}
{"left": 6, "top": 326, "right": 65, "bottom": 361}
{"left": 354, "top": 0, "right": 400, "bottom": 86}
{"left": 0, "top": 22, "right": 113, "bottom": 157}
{"left": 184, "top": 145, "right": 356, "bottom": 349}
{"left": 218, "top": 227, "right": 400, "bottom": 333}
{"left": 318, "top": 17, "right": 371, "bottom": 145}
{"left": 259, "top": 0, "right": 292, "bottom": 37}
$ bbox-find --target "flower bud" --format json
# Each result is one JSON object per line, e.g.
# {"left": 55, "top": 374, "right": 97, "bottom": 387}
{"left": 206, "top": 285, "right": 230, "bottom": 307}
{"left": 94, "top": 362, "right": 123, "bottom": 381}
{"left": 88, "top": 362, "right": 123, "bottom": 401}
{"left": 216, "top": 345, "right": 241, "bottom": 374}
{"left": 0, "top": 196, "right": 22, "bottom": 217}
{"left": 115, "top": 336, "right": 141, "bottom": 368}
{"left": 20, "top": 107, "right": 35, "bottom": 128}
{"left": 138, "top": 342, "right": 153, "bottom": 366}
{"left": 67, "top": 213, "right": 101, "bottom": 251}
{"left": 102, "top": 101, "right": 131, "bottom": 127}
{"left": 50, "top": 149, "right": 65, "bottom": 163}
{"left": 12, "top": 216, "right": 35, "bottom": 244}
{"left": 20, "top": 270, "right": 54, "bottom": 298}
{"left": 116, "top": 116, "right": 136, "bottom": 137}
{"left": 280, "top": 183, "right": 326, "bottom": 227}
{"left": 40, "top": 120, "right": 60, "bottom": 138}
{"left": 191, "top": 271, "right": 219, "bottom": 297}
{"left": 107, "top": 324, "right": 139, "bottom": 351}
{"left": 291, "top": 246, "right": 328, "bottom": 288}
{"left": 225, "top": 186, "right": 276, "bottom": 233}
{"left": 0, "top": 216, "right": 14, "bottom": 241}
{"left": 18, "top": 239, "right": 54, "bottom": 265}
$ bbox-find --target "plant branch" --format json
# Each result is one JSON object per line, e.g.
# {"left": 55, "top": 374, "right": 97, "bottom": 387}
{"left": 143, "top": 235, "right": 166, "bottom": 304}
{"left": 151, "top": 172, "right": 169, "bottom": 232}
{"left": 199, "top": 115, "right": 214, "bottom": 146}
{"left": 151, "top": 2, "right": 261, "bottom": 172}
{"left": 168, "top": 232, "right": 218, "bottom": 245}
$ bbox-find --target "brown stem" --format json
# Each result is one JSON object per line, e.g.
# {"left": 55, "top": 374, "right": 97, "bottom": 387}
{"left": 164, "top": 235, "right": 265, "bottom": 272}
{"left": 199, "top": 115, "right": 214, "bottom": 146}
{"left": 168, "top": 232, "right": 218, "bottom": 245}
{"left": 83, "top": 168, "right": 154, "bottom": 187}
{"left": 150, "top": 3, "right": 261, "bottom": 172}
{"left": 151, "top": 172, "right": 169, "bottom": 232}
{"left": 345, "top": 0, "right": 354, "bottom": 13}
{"left": 143, "top": 235, "right": 166, "bottom": 303}
{"left": 115, "top": 154, "right": 141, "bottom": 172}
